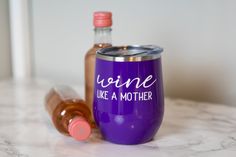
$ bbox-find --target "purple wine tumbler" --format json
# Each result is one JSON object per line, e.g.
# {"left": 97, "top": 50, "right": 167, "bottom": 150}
{"left": 93, "top": 45, "right": 164, "bottom": 145}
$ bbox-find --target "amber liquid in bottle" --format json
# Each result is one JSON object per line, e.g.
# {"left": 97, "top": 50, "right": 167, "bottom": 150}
{"left": 85, "top": 42, "right": 111, "bottom": 113}
{"left": 45, "top": 86, "right": 94, "bottom": 140}
{"left": 85, "top": 11, "right": 112, "bottom": 119}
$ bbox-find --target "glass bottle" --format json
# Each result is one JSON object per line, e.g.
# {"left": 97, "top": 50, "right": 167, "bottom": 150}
{"left": 85, "top": 11, "right": 112, "bottom": 115}
{"left": 45, "top": 86, "right": 93, "bottom": 141}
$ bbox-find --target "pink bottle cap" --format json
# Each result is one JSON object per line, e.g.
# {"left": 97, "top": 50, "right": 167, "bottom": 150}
{"left": 68, "top": 117, "right": 91, "bottom": 141}
{"left": 93, "top": 11, "right": 112, "bottom": 27}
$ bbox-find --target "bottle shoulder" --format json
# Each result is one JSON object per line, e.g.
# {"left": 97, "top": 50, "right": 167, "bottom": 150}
{"left": 85, "top": 44, "right": 112, "bottom": 56}
{"left": 85, "top": 47, "right": 98, "bottom": 56}
{"left": 54, "top": 99, "right": 90, "bottom": 115}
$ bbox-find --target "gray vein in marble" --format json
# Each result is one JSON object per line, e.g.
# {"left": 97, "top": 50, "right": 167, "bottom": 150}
{"left": 0, "top": 138, "right": 29, "bottom": 157}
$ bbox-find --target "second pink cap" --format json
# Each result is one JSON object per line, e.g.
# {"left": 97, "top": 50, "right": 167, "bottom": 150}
{"left": 68, "top": 117, "right": 91, "bottom": 141}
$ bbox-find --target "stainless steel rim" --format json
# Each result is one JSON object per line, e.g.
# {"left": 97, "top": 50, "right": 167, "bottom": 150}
{"left": 96, "top": 45, "right": 163, "bottom": 62}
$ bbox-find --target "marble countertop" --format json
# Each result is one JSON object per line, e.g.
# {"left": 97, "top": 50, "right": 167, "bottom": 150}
{"left": 0, "top": 80, "right": 236, "bottom": 157}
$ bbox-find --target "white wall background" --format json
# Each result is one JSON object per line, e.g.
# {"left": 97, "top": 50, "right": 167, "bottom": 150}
{"left": 0, "top": 0, "right": 11, "bottom": 80}
{"left": 31, "top": 0, "right": 236, "bottom": 105}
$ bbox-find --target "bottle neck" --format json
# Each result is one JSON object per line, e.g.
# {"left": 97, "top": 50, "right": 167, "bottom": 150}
{"left": 94, "top": 27, "right": 112, "bottom": 45}
{"left": 61, "top": 110, "right": 84, "bottom": 131}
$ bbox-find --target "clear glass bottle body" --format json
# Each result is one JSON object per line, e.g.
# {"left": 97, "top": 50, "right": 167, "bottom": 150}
{"left": 85, "top": 27, "right": 112, "bottom": 115}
